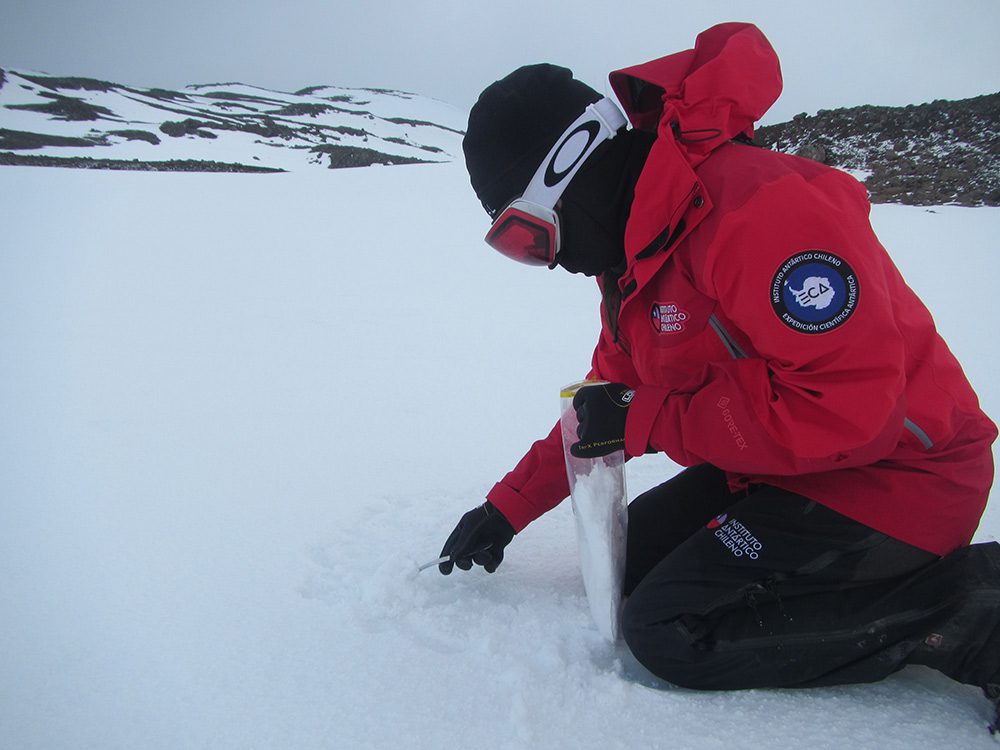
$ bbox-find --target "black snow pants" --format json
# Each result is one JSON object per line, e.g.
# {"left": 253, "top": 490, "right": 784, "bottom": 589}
{"left": 622, "top": 464, "right": 1000, "bottom": 690}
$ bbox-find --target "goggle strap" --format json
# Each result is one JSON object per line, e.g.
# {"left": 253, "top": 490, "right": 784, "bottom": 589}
{"left": 520, "top": 97, "right": 628, "bottom": 209}
{"left": 590, "top": 97, "right": 629, "bottom": 135}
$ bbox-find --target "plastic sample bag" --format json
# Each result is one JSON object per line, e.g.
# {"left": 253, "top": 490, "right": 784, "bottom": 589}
{"left": 559, "top": 380, "right": 629, "bottom": 642}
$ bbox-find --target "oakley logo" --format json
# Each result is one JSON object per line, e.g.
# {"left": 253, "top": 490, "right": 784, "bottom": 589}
{"left": 544, "top": 121, "right": 601, "bottom": 188}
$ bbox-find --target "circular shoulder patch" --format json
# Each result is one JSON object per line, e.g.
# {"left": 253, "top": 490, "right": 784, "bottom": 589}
{"left": 770, "top": 251, "right": 859, "bottom": 334}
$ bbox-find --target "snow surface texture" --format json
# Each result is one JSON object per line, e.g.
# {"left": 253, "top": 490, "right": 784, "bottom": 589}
{"left": 2, "top": 161, "right": 1000, "bottom": 749}
{"left": 560, "top": 386, "right": 628, "bottom": 642}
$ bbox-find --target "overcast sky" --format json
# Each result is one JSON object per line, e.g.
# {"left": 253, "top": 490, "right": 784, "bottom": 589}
{"left": 3, "top": 0, "right": 998, "bottom": 124}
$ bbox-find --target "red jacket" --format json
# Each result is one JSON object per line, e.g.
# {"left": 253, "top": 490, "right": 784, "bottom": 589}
{"left": 486, "top": 23, "right": 996, "bottom": 556}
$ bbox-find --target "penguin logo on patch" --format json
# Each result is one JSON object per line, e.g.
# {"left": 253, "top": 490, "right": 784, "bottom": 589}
{"left": 790, "top": 275, "right": 836, "bottom": 310}
{"left": 771, "top": 251, "right": 859, "bottom": 334}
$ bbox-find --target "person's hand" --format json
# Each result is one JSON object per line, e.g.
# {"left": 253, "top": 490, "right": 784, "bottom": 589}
{"left": 571, "top": 382, "right": 634, "bottom": 458}
{"left": 439, "top": 501, "right": 515, "bottom": 574}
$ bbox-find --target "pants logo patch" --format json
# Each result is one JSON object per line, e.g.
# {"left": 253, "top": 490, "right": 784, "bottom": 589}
{"left": 713, "top": 517, "right": 764, "bottom": 560}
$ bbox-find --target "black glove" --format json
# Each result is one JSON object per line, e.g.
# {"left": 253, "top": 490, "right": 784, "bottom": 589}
{"left": 439, "top": 501, "right": 515, "bottom": 575}
{"left": 571, "top": 382, "right": 635, "bottom": 458}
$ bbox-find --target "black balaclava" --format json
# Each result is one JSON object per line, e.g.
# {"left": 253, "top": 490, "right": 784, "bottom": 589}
{"left": 556, "top": 128, "right": 654, "bottom": 276}
{"left": 463, "top": 64, "right": 653, "bottom": 277}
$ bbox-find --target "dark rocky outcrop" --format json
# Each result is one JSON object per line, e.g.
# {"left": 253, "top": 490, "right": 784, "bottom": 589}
{"left": 0, "top": 152, "right": 283, "bottom": 172}
{"left": 6, "top": 91, "right": 118, "bottom": 121}
{"left": 159, "top": 118, "right": 219, "bottom": 138}
{"left": 755, "top": 93, "right": 1000, "bottom": 206}
{"left": 15, "top": 73, "right": 117, "bottom": 92}
{"left": 0, "top": 127, "right": 101, "bottom": 149}
{"left": 108, "top": 129, "right": 161, "bottom": 145}
{"left": 310, "top": 144, "right": 429, "bottom": 168}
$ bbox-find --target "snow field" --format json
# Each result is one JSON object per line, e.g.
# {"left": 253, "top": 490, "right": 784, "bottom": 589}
{"left": 1, "top": 161, "right": 999, "bottom": 748}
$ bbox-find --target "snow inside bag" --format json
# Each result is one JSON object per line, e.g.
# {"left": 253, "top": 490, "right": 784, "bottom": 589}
{"left": 560, "top": 380, "right": 629, "bottom": 642}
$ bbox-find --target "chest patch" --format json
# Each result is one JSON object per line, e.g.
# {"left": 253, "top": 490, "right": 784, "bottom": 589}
{"left": 771, "top": 251, "right": 859, "bottom": 334}
{"left": 650, "top": 302, "right": 690, "bottom": 334}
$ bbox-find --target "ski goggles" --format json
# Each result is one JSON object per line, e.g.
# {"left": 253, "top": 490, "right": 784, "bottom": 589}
{"left": 484, "top": 97, "right": 628, "bottom": 267}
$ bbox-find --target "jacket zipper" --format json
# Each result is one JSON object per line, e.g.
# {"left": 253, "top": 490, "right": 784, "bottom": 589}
{"left": 708, "top": 314, "right": 748, "bottom": 359}
{"left": 903, "top": 418, "right": 934, "bottom": 449}
{"left": 712, "top": 603, "right": 953, "bottom": 653}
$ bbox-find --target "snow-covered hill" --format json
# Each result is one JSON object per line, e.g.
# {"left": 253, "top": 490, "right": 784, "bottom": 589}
{"left": 1, "top": 159, "right": 999, "bottom": 749}
{"left": 0, "top": 67, "right": 465, "bottom": 171}
{"left": 4, "top": 63, "right": 996, "bottom": 211}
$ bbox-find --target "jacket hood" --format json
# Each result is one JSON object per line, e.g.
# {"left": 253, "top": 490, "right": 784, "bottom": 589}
{"left": 606, "top": 23, "right": 782, "bottom": 271}
{"left": 610, "top": 22, "right": 782, "bottom": 154}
